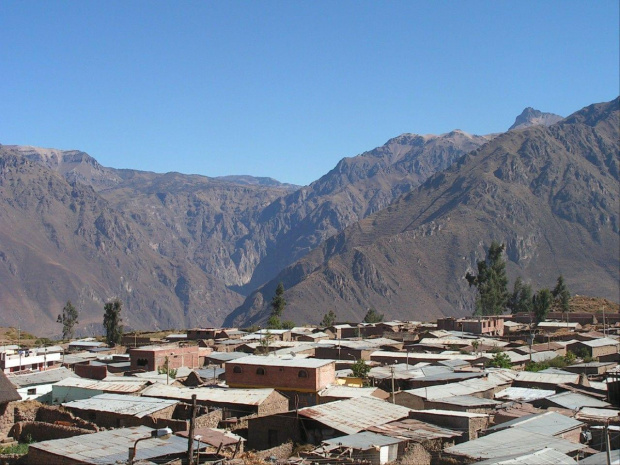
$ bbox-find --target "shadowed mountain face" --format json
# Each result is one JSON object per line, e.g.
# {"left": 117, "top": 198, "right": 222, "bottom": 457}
{"left": 1, "top": 128, "right": 488, "bottom": 335}
{"left": 226, "top": 98, "right": 619, "bottom": 327}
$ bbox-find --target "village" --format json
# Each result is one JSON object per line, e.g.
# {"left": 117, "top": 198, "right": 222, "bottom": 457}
{"left": 0, "top": 308, "right": 618, "bottom": 465}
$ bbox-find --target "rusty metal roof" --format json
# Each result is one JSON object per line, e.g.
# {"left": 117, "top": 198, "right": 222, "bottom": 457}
{"left": 298, "top": 396, "right": 410, "bottom": 435}
{"left": 367, "top": 418, "right": 462, "bottom": 442}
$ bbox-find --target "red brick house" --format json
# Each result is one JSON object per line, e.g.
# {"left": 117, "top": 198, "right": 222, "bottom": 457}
{"left": 226, "top": 356, "right": 335, "bottom": 408}
{"left": 128, "top": 344, "right": 207, "bottom": 371}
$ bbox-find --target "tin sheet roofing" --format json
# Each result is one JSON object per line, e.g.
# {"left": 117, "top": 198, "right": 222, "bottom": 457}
{"left": 298, "top": 396, "right": 410, "bottom": 435}
{"left": 513, "top": 371, "right": 580, "bottom": 384}
{"left": 62, "top": 393, "right": 178, "bottom": 418}
{"left": 486, "top": 411, "right": 583, "bottom": 436}
{"left": 432, "top": 395, "right": 502, "bottom": 407}
{"left": 323, "top": 431, "right": 404, "bottom": 449}
{"left": 412, "top": 409, "right": 488, "bottom": 418}
{"left": 141, "top": 384, "right": 277, "bottom": 405}
{"left": 445, "top": 428, "right": 585, "bottom": 459}
{"left": 318, "top": 385, "right": 383, "bottom": 399}
{"left": 29, "top": 426, "right": 200, "bottom": 464}
{"left": 575, "top": 407, "right": 620, "bottom": 421}
{"left": 573, "top": 337, "right": 619, "bottom": 348}
{"left": 53, "top": 377, "right": 148, "bottom": 393}
{"left": 8, "top": 367, "right": 77, "bottom": 388}
{"left": 473, "top": 447, "right": 578, "bottom": 465}
{"left": 543, "top": 391, "right": 611, "bottom": 409}
{"left": 231, "top": 355, "right": 333, "bottom": 368}
{"left": 367, "top": 418, "right": 462, "bottom": 442}
{"left": 495, "top": 387, "right": 556, "bottom": 402}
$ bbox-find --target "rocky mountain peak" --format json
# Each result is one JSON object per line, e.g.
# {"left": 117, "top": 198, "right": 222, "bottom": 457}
{"left": 509, "top": 107, "right": 563, "bottom": 131}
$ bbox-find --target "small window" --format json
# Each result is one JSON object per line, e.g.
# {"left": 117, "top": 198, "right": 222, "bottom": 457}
{"left": 298, "top": 370, "right": 308, "bottom": 378}
{"left": 233, "top": 366, "right": 242, "bottom": 373}
{"left": 256, "top": 367, "right": 265, "bottom": 375}
{"left": 27, "top": 388, "right": 36, "bottom": 395}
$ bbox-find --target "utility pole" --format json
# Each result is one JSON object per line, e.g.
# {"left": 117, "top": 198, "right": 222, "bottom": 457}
{"left": 605, "top": 422, "right": 612, "bottom": 465}
{"left": 188, "top": 394, "right": 197, "bottom": 465}
{"left": 390, "top": 365, "right": 395, "bottom": 404}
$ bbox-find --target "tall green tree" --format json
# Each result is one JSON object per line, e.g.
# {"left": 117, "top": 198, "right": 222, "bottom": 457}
{"left": 552, "top": 275, "right": 571, "bottom": 314}
{"left": 267, "top": 282, "right": 286, "bottom": 329}
{"left": 103, "top": 299, "right": 123, "bottom": 346}
{"left": 363, "top": 308, "right": 384, "bottom": 323}
{"left": 57, "top": 300, "right": 79, "bottom": 340}
{"left": 271, "top": 282, "right": 286, "bottom": 317}
{"left": 507, "top": 277, "right": 533, "bottom": 314}
{"left": 533, "top": 288, "right": 553, "bottom": 323}
{"left": 465, "top": 241, "right": 509, "bottom": 315}
{"left": 320, "top": 310, "right": 336, "bottom": 327}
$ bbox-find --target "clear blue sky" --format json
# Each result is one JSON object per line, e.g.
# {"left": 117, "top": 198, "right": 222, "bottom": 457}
{"left": 1, "top": 1, "right": 618, "bottom": 186}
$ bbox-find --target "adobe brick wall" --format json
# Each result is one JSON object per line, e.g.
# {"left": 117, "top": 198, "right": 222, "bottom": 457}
{"left": 74, "top": 362, "right": 107, "bottom": 380}
{"left": 10, "top": 422, "right": 93, "bottom": 442}
{"left": 35, "top": 405, "right": 97, "bottom": 431}
{"left": 0, "top": 403, "right": 15, "bottom": 440}
{"left": 247, "top": 414, "right": 299, "bottom": 451}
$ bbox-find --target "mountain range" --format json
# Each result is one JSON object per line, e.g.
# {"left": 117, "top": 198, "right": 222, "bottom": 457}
{"left": 1, "top": 102, "right": 618, "bottom": 335}
{"left": 226, "top": 98, "right": 619, "bottom": 327}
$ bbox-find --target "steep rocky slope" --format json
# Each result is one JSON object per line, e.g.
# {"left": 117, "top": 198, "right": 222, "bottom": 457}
{"left": 0, "top": 149, "right": 245, "bottom": 335}
{"left": 227, "top": 98, "right": 619, "bottom": 327}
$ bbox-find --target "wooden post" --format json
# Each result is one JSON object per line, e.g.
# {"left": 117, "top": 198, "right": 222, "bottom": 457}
{"left": 188, "top": 394, "right": 197, "bottom": 465}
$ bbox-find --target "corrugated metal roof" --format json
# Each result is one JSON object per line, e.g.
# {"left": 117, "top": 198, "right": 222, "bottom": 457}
{"left": 298, "top": 396, "right": 410, "bottom": 435}
{"left": 445, "top": 428, "right": 585, "bottom": 459}
{"left": 141, "top": 383, "right": 277, "bottom": 405}
{"left": 514, "top": 371, "right": 580, "bottom": 384}
{"left": 323, "top": 431, "right": 403, "bottom": 449}
{"left": 486, "top": 411, "right": 583, "bottom": 436}
{"left": 432, "top": 395, "right": 502, "bottom": 407}
{"left": 63, "top": 393, "right": 178, "bottom": 418}
{"left": 544, "top": 391, "right": 611, "bottom": 409}
{"left": 371, "top": 350, "right": 477, "bottom": 361}
{"left": 53, "top": 377, "right": 148, "bottom": 393}
{"left": 473, "top": 448, "right": 578, "bottom": 465}
{"left": 367, "top": 418, "right": 461, "bottom": 442}
{"left": 572, "top": 337, "right": 619, "bottom": 348}
{"left": 231, "top": 355, "right": 333, "bottom": 368}
{"left": 8, "top": 367, "right": 77, "bottom": 388}
{"left": 495, "top": 387, "right": 555, "bottom": 402}
{"left": 318, "top": 385, "right": 383, "bottom": 399}
{"left": 575, "top": 407, "right": 620, "bottom": 421}
{"left": 412, "top": 408, "right": 488, "bottom": 418}
{"left": 581, "top": 449, "right": 620, "bottom": 465}
{"left": 29, "top": 425, "right": 201, "bottom": 464}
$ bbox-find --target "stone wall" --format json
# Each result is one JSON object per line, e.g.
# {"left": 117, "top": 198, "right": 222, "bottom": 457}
{"left": 0, "top": 403, "right": 16, "bottom": 440}
{"left": 195, "top": 409, "right": 222, "bottom": 429}
{"left": 252, "top": 442, "right": 293, "bottom": 461}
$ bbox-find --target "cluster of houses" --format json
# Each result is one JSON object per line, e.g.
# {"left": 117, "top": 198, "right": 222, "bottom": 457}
{"left": 0, "top": 311, "right": 618, "bottom": 464}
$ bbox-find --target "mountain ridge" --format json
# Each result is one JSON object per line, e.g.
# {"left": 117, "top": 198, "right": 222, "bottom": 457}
{"left": 225, "top": 98, "right": 619, "bottom": 327}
